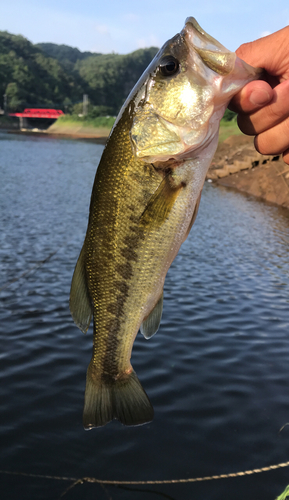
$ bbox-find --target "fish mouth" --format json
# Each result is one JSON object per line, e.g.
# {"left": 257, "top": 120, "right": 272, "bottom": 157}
{"left": 183, "top": 17, "right": 263, "bottom": 81}
{"left": 182, "top": 17, "right": 237, "bottom": 76}
{"left": 184, "top": 17, "right": 230, "bottom": 53}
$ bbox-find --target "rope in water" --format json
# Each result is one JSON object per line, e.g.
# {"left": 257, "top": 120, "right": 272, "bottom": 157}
{"left": 1, "top": 460, "right": 289, "bottom": 486}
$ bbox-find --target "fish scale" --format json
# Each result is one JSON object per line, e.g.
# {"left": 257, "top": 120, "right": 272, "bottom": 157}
{"left": 86, "top": 113, "right": 161, "bottom": 375}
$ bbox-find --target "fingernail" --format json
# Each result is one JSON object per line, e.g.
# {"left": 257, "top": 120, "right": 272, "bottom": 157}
{"left": 249, "top": 89, "right": 271, "bottom": 106}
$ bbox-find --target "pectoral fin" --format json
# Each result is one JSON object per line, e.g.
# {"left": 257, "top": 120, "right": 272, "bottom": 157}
{"left": 70, "top": 244, "right": 92, "bottom": 333}
{"left": 140, "top": 175, "right": 183, "bottom": 229}
{"left": 140, "top": 291, "right": 164, "bottom": 339}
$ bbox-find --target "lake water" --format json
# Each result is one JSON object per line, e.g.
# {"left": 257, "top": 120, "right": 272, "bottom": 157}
{"left": 1, "top": 130, "right": 289, "bottom": 500}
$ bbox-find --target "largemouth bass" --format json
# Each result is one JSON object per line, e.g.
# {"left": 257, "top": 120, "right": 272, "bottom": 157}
{"left": 70, "top": 17, "right": 261, "bottom": 429}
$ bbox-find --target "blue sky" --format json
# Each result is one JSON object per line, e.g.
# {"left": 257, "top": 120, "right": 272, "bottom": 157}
{"left": 1, "top": 0, "right": 289, "bottom": 54}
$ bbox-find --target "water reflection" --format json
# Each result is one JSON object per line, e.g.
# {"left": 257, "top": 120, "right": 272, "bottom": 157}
{"left": 1, "top": 131, "right": 289, "bottom": 500}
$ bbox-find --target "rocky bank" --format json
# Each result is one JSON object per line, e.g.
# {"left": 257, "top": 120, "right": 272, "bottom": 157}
{"left": 208, "top": 135, "right": 289, "bottom": 209}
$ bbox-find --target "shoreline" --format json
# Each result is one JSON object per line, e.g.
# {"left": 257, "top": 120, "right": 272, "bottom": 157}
{"left": 6, "top": 128, "right": 109, "bottom": 145}
{"left": 4, "top": 126, "right": 288, "bottom": 211}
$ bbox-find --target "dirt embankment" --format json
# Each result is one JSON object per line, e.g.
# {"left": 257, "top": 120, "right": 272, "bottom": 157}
{"left": 7, "top": 124, "right": 109, "bottom": 144}
{"left": 46, "top": 122, "right": 110, "bottom": 143}
{"left": 208, "top": 135, "right": 289, "bottom": 209}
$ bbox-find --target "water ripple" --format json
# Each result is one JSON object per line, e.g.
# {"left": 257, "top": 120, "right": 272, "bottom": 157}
{"left": 1, "top": 132, "right": 289, "bottom": 499}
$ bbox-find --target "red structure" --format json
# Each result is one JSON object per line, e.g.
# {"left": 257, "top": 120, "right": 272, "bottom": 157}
{"left": 9, "top": 108, "right": 64, "bottom": 119}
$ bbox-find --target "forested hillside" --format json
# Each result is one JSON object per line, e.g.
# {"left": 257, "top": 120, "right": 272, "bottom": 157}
{"left": 0, "top": 32, "right": 84, "bottom": 112}
{"left": 0, "top": 31, "right": 159, "bottom": 114}
{"left": 38, "top": 43, "right": 159, "bottom": 113}
{"left": 36, "top": 43, "right": 96, "bottom": 69}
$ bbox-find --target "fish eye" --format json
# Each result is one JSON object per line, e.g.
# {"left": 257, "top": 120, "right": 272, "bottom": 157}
{"left": 159, "top": 56, "right": 180, "bottom": 77}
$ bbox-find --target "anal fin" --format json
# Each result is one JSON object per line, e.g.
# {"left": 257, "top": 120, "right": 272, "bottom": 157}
{"left": 140, "top": 292, "right": 163, "bottom": 339}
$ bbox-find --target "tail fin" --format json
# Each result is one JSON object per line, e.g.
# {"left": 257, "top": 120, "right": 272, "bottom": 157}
{"left": 83, "top": 361, "right": 154, "bottom": 429}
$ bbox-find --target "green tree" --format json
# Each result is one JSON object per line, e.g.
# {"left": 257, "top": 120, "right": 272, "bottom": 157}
{"left": 5, "top": 82, "right": 25, "bottom": 111}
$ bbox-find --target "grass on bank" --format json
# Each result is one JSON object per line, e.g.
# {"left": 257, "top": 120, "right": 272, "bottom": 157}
{"left": 55, "top": 114, "right": 116, "bottom": 129}
{"left": 48, "top": 114, "right": 115, "bottom": 136}
{"left": 219, "top": 117, "right": 241, "bottom": 143}
{"left": 51, "top": 111, "right": 241, "bottom": 142}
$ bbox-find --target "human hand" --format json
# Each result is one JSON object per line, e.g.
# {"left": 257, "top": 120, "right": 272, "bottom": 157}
{"left": 229, "top": 26, "right": 289, "bottom": 164}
